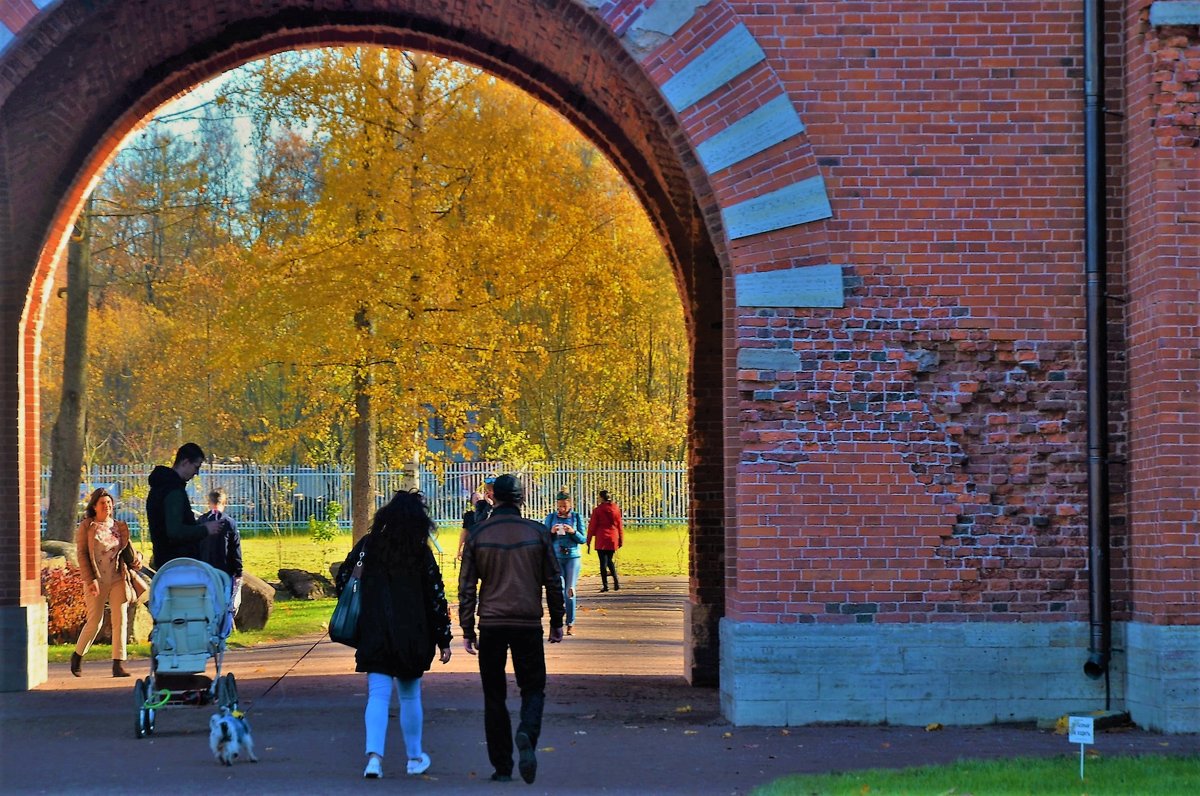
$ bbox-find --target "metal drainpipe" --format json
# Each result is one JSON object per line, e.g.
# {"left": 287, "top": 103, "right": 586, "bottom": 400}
{"left": 1082, "top": 0, "right": 1112, "bottom": 689}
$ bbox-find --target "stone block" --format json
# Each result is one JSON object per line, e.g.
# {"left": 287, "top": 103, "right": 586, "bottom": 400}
{"left": 624, "top": 0, "right": 706, "bottom": 58}
{"left": 660, "top": 24, "right": 765, "bottom": 112}
{"left": 736, "top": 264, "right": 844, "bottom": 308}
{"left": 1149, "top": 1, "right": 1200, "bottom": 26}
{"left": 722, "top": 696, "right": 787, "bottom": 726}
{"left": 697, "top": 94, "right": 805, "bottom": 173}
{"left": 736, "top": 348, "right": 800, "bottom": 372}
{"left": 0, "top": 603, "right": 48, "bottom": 691}
{"left": 722, "top": 176, "right": 832, "bottom": 239}
{"left": 1126, "top": 622, "right": 1200, "bottom": 732}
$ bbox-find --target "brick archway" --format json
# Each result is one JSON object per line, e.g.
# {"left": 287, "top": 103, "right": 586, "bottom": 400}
{"left": 0, "top": 0, "right": 833, "bottom": 693}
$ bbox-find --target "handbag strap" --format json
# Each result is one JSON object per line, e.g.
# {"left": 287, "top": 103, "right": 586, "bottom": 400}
{"left": 349, "top": 545, "right": 366, "bottom": 581}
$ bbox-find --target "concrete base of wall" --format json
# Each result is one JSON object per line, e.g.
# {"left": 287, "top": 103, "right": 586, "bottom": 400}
{"left": 1125, "top": 622, "right": 1200, "bottom": 733}
{"left": 0, "top": 602, "right": 48, "bottom": 691}
{"left": 719, "top": 619, "right": 1126, "bottom": 727}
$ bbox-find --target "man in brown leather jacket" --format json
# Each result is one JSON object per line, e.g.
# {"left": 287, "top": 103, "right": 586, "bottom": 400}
{"left": 459, "top": 473, "right": 565, "bottom": 784}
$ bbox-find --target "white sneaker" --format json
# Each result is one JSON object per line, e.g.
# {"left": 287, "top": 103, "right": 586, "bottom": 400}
{"left": 406, "top": 752, "right": 431, "bottom": 775}
{"left": 363, "top": 756, "right": 383, "bottom": 778}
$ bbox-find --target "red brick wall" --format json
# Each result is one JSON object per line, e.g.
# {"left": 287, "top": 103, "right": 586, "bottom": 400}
{"left": 723, "top": 1, "right": 1100, "bottom": 623}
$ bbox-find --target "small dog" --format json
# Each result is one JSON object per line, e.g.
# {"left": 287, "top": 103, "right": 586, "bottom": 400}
{"left": 209, "top": 707, "right": 259, "bottom": 766}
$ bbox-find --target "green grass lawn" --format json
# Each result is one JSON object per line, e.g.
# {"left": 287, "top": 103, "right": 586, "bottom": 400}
{"left": 241, "top": 522, "right": 689, "bottom": 600}
{"left": 49, "top": 524, "right": 688, "bottom": 663}
{"left": 753, "top": 755, "right": 1200, "bottom": 796}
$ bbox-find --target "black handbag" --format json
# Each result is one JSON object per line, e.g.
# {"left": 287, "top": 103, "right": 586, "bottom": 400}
{"left": 330, "top": 545, "right": 366, "bottom": 647}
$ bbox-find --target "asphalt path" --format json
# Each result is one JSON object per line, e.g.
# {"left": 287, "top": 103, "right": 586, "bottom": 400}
{"left": 2, "top": 576, "right": 1196, "bottom": 794}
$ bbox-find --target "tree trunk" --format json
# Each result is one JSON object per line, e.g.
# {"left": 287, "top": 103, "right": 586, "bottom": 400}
{"left": 350, "top": 305, "right": 377, "bottom": 542}
{"left": 45, "top": 205, "right": 92, "bottom": 541}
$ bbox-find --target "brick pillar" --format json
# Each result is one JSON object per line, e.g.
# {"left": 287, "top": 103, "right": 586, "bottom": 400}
{"left": 1120, "top": 14, "right": 1200, "bottom": 733}
{"left": 0, "top": 253, "right": 49, "bottom": 692}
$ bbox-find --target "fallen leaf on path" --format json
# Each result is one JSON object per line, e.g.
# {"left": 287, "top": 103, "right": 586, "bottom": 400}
{"left": 722, "top": 732, "right": 733, "bottom": 739}
{"left": 925, "top": 723, "right": 943, "bottom": 732}
{"left": 683, "top": 730, "right": 698, "bottom": 735}
{"left": 675, "top": 705, "right": 692, "bottom": 713}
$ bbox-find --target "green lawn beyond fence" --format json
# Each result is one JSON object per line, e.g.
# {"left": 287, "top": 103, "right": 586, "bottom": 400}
{"left": 242, "top": 524, "right": 689, "bottom": 590}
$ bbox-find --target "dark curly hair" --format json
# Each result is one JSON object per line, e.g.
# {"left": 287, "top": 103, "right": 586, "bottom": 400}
{"left": 369, "top": 489, "right": 435, "bottom": 564}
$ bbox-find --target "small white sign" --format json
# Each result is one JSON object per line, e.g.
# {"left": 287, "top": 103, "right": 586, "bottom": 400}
{"left": 1068, "top": 716, "right": 1095, "bottom": 744}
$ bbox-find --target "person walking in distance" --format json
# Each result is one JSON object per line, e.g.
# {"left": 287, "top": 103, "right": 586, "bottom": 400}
{"left": 586, "top": 489, "right": 624, "bottom": 592}
{"left": 459, "top": 474, "right": 565, "bottom": 784}
{"left": 455, "top": 476, "right": 495, "bottom": 561}
{"left": 543, "top": 489, "right": 585, "bottom": 635}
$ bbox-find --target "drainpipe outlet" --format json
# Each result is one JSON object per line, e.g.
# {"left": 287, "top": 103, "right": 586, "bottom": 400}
{"left": 1084, "top": 650, "right": 1109, "bottom": 679}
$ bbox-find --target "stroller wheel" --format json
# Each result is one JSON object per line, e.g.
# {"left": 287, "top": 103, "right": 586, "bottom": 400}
{"left": 133, "top": 679, "right": 148, "bottom": 739}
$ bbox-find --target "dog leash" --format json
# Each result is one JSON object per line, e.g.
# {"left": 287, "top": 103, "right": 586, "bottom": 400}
{"left": 242, "top": 630, "right": 330, "bottom": 713}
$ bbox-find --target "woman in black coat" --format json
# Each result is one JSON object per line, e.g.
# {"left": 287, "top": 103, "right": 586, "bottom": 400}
{"left": 336, "top": 490, "right": 453, "bottom": 779}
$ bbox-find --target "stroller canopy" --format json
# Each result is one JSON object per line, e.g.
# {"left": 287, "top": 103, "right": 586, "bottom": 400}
{"left": 149, "top": 557, "right": 232, "bottom": 621}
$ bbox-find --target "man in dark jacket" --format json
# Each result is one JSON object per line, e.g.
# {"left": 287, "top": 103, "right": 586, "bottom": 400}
{"left": 459, "top": 473, "right": 564, "bottom": 785}
{"left": 146, "top": 442, "right": 219, "bottom": 569}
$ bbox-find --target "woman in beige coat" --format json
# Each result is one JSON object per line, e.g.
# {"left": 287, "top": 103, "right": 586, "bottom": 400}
{"left": 71, "top": 487, "right": 143, "bottom": 677}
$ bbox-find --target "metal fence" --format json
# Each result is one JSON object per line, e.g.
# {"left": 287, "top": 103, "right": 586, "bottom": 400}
{"left": 41, "top": 461, "right": 688, "bottom": 537}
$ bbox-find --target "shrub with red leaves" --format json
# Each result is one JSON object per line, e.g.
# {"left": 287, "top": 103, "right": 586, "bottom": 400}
{"left": 42, "top": 564, "right": 87, "bottom": 644}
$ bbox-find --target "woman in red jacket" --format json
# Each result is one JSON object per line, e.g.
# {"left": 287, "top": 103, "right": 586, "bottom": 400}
{"left": 586, "top": 490, "right": 623, "bottom": 592}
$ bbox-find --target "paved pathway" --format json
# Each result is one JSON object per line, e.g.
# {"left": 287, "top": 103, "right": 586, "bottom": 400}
{"left": 2, "top": 576, "right": 1196, "bottom": 794}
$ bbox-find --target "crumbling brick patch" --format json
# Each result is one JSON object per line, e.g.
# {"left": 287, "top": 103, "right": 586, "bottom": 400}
{"left": 903, "top": 334, "right": 1089, "bottom": 610}
{"left": 1147, "top": 22, "right": 1200, "bottom": 148}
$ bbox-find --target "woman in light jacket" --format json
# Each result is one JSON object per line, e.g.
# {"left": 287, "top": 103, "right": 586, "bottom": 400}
{"left": 71, "top": 487, "right": 142, "bottom": 678}
{"left": 337, "top": 490, "right": 453, "bottom": 779}
{"left": 544, "top": 490, "right": 586, "bottom": 635}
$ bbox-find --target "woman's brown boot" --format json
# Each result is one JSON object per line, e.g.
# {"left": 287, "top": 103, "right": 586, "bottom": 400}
{"left": 112, "top": 660, "right": 130, "bottom": 678}
{"left": 70, "top": 652, "right": 82, "bottom": 677}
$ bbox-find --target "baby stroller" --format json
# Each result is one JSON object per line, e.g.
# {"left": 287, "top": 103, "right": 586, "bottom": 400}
{"left": 133, "top": 557, "right": 238, "bottom": 738}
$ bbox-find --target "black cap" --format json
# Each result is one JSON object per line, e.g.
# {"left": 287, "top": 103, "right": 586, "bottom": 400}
{"left": 492, "top": 473, "right": 523, "bottom": 505}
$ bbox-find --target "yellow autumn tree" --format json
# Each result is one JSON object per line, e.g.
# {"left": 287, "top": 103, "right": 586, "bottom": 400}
{"left": 40, "top": 46, "right": 689, "bottom": 483}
